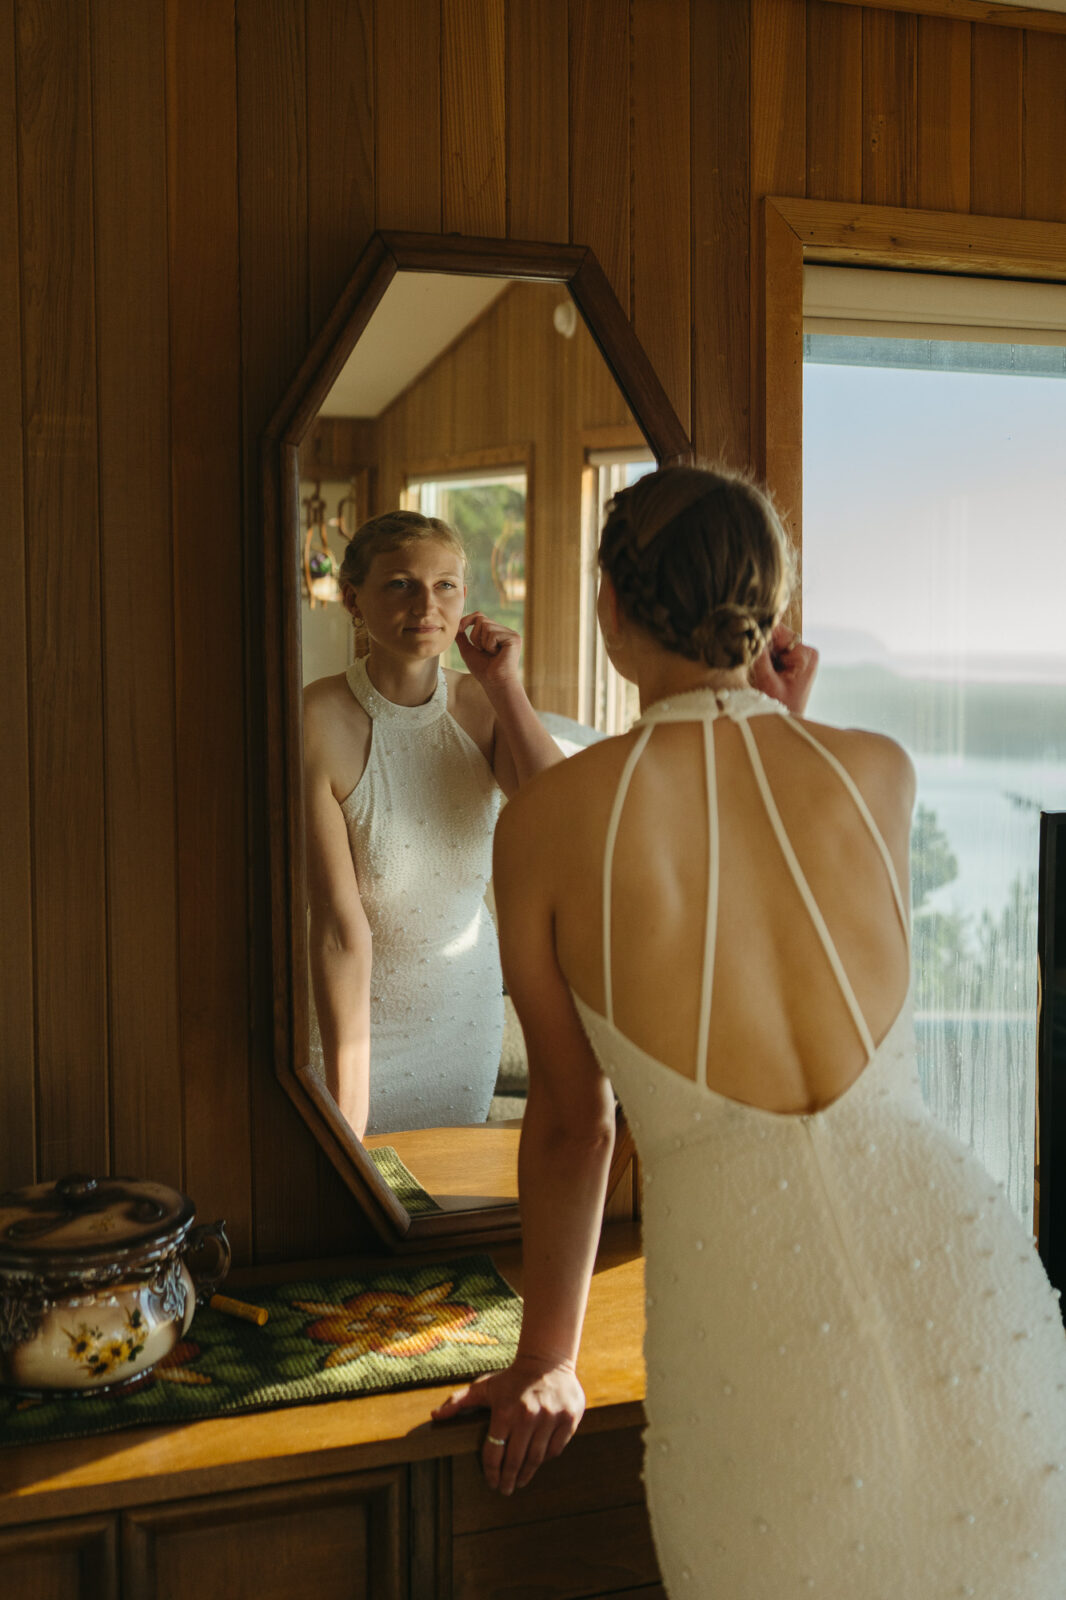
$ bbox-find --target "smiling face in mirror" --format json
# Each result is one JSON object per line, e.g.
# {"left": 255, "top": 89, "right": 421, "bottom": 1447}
{"left": 296, "top": 270, "right": 655, "bottom": 1213}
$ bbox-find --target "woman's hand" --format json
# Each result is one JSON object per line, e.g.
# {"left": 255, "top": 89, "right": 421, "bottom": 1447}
{"left": 431, "top": 1353, "right": 585, "bottom": 1494}
{"left": 751, "top": 623, "right": 819, "bottom": 715}
{"left": 455, "top": 611, "right": 523, "bottom": 689}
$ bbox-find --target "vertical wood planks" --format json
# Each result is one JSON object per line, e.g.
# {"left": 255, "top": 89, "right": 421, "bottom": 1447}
{"left": 91, "top": 0, "right": 183, "bottom": 1185}
{"left": 166, "top": 0, "right": 251, "bottom": 1251}
{"left": 971, "top": 23, "right": 1023, "bottom": 216}
{"left": 504, "top": 0, "right": 568, "bottom": 242}
{"left": 441, "top": 0, "right": 506, "bottom": 236}
{"left": 862, "top": 7, "right": 917, "bottom": 207}
{"left": 690, "top": 0, "right": 751, "bottom": 467}
{"left": 18, "top": 0, "right": 110, "bottom": 1178}
{"left": 631, "top": 0, "right": 691, "bottom": 440}
{"left": 916, "top": 16, "right": 971, "bottom": 213}
{"left": 373, "top": 0, "right": 441, "bottom": 232}
{"left": 806, "top": 0, "right": 862, "bottom": 202}
{"left": 0, "top": 0, "right": 35, "bottom": 1188}
{"left": 1023, "top": 31, "right": 1066, "bottom": 223}
{"left": 306, "top": 0, "right": 376, "bottom": 333}
{"left": 569, "top": 0, "right": 630, "bottom": 310}
{"left": 237, "top": 0, "right": 356, "bottom": 1261}
{"left": 750, "top": 0, "right": 805, "bottom": 478}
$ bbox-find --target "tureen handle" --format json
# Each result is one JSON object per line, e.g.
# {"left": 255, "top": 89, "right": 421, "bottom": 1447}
{"left": 182, "top": 1220, "right": 231, "bottom": 1305}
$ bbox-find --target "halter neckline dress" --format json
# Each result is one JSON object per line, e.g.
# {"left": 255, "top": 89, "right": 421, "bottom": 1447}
{"left": 309, "top": 656, "right": 503, "bottom": 1135}
{"left": 571, "top": 685, "right": 1066, "bottom": 1600}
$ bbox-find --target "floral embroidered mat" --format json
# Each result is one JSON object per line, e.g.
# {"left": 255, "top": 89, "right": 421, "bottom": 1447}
{"left": 0, "top": 1255, "right": 520, "bottom": 1449}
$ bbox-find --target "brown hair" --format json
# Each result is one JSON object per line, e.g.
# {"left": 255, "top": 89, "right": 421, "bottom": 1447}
{"left": 598, "top": 465, "right": 795, "bottom": 670}
{"left": 338, "top": 509, "right": 467, "bottom": 591}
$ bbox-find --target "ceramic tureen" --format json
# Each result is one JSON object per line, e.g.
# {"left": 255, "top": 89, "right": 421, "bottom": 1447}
{"left": 0, "top": 1174, "right": 230, "bottom": 1393}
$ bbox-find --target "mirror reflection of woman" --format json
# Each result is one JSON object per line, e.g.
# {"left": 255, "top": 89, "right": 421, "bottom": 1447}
{"left": 303, "top": 510, "right": 561, "bottom": 1138}
{"left": 435, "top": 467, "right": 1066, "bottom": 1598}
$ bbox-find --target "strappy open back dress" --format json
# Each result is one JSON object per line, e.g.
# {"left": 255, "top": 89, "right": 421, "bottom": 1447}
{"left": 310, "top": 657, "right": 503, "bottom": 1134}
{"left": 571, "top": 686, "right": 1066, "bottom": 1599}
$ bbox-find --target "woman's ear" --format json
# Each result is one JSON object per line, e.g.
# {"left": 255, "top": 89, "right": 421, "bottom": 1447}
{"left": 341, "top": 583, "right": 361, "bottom": 623}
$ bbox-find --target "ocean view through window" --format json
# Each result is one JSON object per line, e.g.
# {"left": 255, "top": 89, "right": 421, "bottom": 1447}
{"left": 803, "top": 332, "right": 1066, "bottom": 1223}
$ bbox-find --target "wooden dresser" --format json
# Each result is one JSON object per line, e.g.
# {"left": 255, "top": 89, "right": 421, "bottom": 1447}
{"left": 0, "top": 1224, "right": 664, "bottom": 1599}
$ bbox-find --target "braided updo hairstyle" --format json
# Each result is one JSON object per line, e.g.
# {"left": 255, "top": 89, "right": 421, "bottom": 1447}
{"left": 338, "top": 509, "right": 467, "bottom": 592}
{"left": 598, "top": 466, "right": 795, "bottom": 671}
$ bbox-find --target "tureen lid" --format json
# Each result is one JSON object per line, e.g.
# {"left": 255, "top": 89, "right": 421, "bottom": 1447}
{"left": 0, "top": 1174, "right": 196, "bottom": 1274}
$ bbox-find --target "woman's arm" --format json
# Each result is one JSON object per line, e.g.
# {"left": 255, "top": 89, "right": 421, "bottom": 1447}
{"left": 455, "top": 612, "right": 563, "bottom": 794}
{"left": 304, "top": 732, "right": 373, "bottom": 1139}
{"left": 431, "top": 788, "right": 616, "bottom": 1493}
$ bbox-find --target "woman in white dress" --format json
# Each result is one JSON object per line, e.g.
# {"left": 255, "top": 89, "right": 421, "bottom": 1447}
{"left": 434, "top": 467, "right": 1066, "bottom": 1598}
{"left": 303, "top": 510, "right": 560, "bottom": 1139}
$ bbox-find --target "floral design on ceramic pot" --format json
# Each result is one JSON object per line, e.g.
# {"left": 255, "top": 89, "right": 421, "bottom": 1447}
{"left": 293, "top": 1279, "right": 500, "bottom": 1368}
{"left": 64, "top": 1308, "right": 147, "bottom": 1380}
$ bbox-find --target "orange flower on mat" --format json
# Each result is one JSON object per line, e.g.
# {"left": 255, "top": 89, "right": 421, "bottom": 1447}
{"left": 154, "top": 1339, "right": 212, "bottom": 1386}
{"left": 294, "top": 1280, "right": 499, "bottom": 1368}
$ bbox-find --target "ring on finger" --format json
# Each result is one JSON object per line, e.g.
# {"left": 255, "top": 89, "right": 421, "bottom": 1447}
{"left": 487, "top": 1434, "right": 508, "bottom": 1448}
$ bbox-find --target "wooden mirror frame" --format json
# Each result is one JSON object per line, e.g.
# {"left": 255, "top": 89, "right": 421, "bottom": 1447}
{"left": 261, "top": 231, "right": 693, "bottom": 1250}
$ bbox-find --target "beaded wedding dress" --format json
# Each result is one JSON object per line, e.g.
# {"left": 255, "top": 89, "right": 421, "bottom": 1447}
{"left": 310, "top": 657, "right": 502, "bottom": 1134}
{"left": 572, "top": 687, "right": 1066, "bottom": 1599}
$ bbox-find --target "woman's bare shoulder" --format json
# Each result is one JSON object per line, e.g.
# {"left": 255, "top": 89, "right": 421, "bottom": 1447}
{"left": 496, "top": 729, "right": 642, "bottom": 844}
{"left": 793, "top": 717, "right": 916, "bottom": 810}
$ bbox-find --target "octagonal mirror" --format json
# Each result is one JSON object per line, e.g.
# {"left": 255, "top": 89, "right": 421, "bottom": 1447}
{"left": 262, "top": 231, "right": 692, "bottom": 1249}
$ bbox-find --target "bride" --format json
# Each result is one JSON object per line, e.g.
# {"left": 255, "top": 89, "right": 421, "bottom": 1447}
{"left": 434, "top": 466, "right": 1066, "bottom": 1598}
{"left": 303, "top": 509, "right": 560, "bottom": 1138}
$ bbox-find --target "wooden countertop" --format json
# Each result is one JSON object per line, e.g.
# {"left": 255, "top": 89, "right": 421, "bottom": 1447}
{"left": 0, "top": 1223, "right": 645, "bottom": 1527}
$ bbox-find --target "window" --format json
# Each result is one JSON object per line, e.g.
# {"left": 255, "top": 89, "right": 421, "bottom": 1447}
{"left": 579, "top": 449, "right": 655, "bottom": 732}
{"left": 803, "top": 267, "right": 1066, "bottom": 1223}
{"left": 403, "top": 470, "right": 527, "bottom": 672}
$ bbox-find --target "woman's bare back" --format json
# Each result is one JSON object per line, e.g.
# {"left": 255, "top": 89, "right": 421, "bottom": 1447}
{"left": 544, "top": 694, "right": 914, "bottom": 1115}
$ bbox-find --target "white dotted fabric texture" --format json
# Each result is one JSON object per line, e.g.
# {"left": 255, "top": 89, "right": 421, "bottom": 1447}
{"left": 575, "top": 987, "right": 1066, "bottom": 1598}
{"left": 309, "top": 658, "right": 502, "bottom": 1133}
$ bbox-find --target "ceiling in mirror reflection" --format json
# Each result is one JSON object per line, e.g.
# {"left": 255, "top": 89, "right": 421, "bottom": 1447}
{"left": 319, "top": 274, "right": 511, "bottom": 417}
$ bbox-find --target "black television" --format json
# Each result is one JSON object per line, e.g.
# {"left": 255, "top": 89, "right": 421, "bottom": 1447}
{"left": 1038, "top": 811, "right": 1066, "bottom": 1300}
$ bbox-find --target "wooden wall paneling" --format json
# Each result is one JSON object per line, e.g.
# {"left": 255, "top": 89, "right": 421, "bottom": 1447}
{"left": 372, "top": 0, "right": 442, "bottom": 232}
{"left": 806, "top": 0, "right": 863, "bottom": 201}
{"left": 631, "top": 0, "right": 692, "bottom": 439}
{"left": 750, "top": 0, "right": 806, "bottom": 478}
{"left": 441, "top": 0, "right": 506, "bottom": 236}
{"left": 916, "top": 16, "right": 971, "bottom": 211}
{"left": 0, "top": 0, "right": 35, "bottom": 1190}
{"left": 91, "top": 0, "right": 183, "bottom": 1188}
{"left": 970, "top": 22, "right": 1024, "bottom": 215}
{"left": 504, "top": 0, "right": 569, "bottom": 242}
{"left": 861, "top": 7, "right": 918, "bottom": 207}
{"left": 761, "top": 200, "right": 805, "bottom": 546}
{"left": 166, "top": 0, "right": 252, "bottom": 1255}
{"left": 568, "top": 0, "right": 630, "bottom": 310}
{"left": 306, "top": 0, "right": 376, "bottom": 333}
{"left": 237, "top": 0, "right": 364, "bottom": 1260}
{"left": 1022, "top": 31, "right": 1066, "bottom": 222}
{"left": 18, "top": 0, "right": 110, "bottom": 1178}
{"left": 689, "top": 0, "right": 750, "bottom": 468}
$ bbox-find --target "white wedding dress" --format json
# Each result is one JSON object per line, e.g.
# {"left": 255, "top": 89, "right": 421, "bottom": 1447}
{"left": 573, "top": 687, "right": 1066, "bottom": 1599}
{"left": 310, "top": 657, "right": 503, "bottom": 1134}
